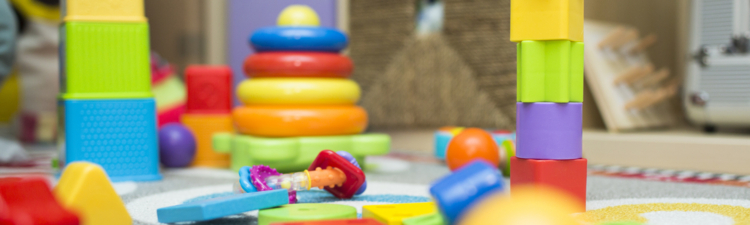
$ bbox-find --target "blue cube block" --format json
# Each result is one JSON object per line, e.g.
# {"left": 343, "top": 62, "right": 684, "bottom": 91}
{"left": 429, "top": 160, "right": 504, "bottom": 224}
{"left": 59, "top": 98, "right": 161, "bottom": 182}
{"left": 157, "top": 189, "right": 289, "bottom": 223}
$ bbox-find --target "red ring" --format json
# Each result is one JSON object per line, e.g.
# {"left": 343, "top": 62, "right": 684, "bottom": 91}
{"left": 243, "top": 52, "right": 353, "bottom": 78}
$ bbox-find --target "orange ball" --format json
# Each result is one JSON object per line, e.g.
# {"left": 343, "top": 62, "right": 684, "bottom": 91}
{"left": 446, "top": 128, "right": 500, "bottom": 171}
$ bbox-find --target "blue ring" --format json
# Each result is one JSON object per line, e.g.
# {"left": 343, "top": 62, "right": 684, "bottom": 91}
{"left": 238, "top": 166, "right": 257, "bottom": 193}
{"left": 249, "top": 26, "right": 348, "bottom": 52}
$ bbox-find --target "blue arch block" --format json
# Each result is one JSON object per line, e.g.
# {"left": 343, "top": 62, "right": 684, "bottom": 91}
{"left": 60, "top": 98, "right": 161, "bottom": 182}
{"left": 429, "top": 160, "right": 503, "bottom": 224}
{"left": 249, "top": 26, "right": 348, "bottom": 52}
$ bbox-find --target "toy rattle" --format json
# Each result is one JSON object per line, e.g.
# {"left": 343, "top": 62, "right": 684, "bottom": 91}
{"left": 234, "top": 150, "right": 366, "bottom": 203}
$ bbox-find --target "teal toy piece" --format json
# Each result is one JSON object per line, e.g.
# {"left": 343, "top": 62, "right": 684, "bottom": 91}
{"left": 249, "top": 27, "right": 348, "bottom": 53}
{"left": 157, "top": 189, "right": 288, "bottom": 223}
{"left": 213, "top": 133, "right": 390, "bottom": 173}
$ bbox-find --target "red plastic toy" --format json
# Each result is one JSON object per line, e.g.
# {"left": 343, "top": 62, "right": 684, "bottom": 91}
{"left": 510, "top": 156, "right": 587, "bottom": 211}
{"left": 0, "top": 177, "right": 80, "bottom": 225}
{"left": 244, "top": 52, "right": 353, "bottom": 78}
{"left": 270, "top": 218, "right": 384, "bottom": 225}
{"left": 445, "top": 128, "right": 500, "bottom": 171}
{"left": 308, "top": 150, "right": 366, "bottom": 199}
{"left": 185, "top": 66, "right": 233, "bottom": 114}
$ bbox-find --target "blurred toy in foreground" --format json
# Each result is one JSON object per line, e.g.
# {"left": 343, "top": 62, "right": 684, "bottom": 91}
{"left": 0, "top": 177, "right": 80, "bottom": 224}
{"left": 219, "top": 5, "right": 389, "bottom": 172}
{"left": 234, "top": 150, "right": 366, "bottom": 203}
{"left": 430, "top": 160, "right": 504, "bottom": 224}
{"left": 458, "top": 185, "right": 581, "bottom": 225}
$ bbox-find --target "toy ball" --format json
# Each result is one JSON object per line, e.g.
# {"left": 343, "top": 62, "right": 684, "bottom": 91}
{"left": 458, "top": 185, "right": 581, "bottom": 225}
{"left": 446, "top": 128, "right": 500, "bottom": 171}
{"left": 277, "top": 5, "right": 320, "bottom": 26}
{"left": 158, "top": 123, "right": 196, "bottom": 167}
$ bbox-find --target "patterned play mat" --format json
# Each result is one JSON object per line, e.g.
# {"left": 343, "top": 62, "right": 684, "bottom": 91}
{"left": 3, "top": 151, "right": 750, "bottom": 224}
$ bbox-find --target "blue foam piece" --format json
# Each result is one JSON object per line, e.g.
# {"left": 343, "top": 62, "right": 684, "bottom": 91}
{"left": 157, "top": 189, "right": 288, "bottom": 223}
{"left": 238, "top": 166, "right": 257, "bottom": 193}
{"left": 249, "top": 26, "right": 348, "bottom": 52}
{"left": 429, "top": 160, "right": 504, "bottom": 225}
{"left": 434, "top": 130, "right": 516, "bottom": 160}
{"left": 60, "top": 98, "right": 161, "bottom": 182}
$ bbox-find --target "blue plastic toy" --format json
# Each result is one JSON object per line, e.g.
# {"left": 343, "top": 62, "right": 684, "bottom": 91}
{"left": 157, "top": 189, "right": 288, "bottom": 223}
{"left": 429, "top": 160, "right": 504, "bottom": 224}
{"left": 60, "top": 98, "right": 161, "bottom": 182}
{"left": 249, "top": 27, "right": 348, "bottom": 52}
{"left": 434, "top": 128, "right": 515, "bottom": 159}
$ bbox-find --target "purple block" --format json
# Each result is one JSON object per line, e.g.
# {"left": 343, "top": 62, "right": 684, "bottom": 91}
{"left": 516, "top": 102, "right": 582, "bottom": 160}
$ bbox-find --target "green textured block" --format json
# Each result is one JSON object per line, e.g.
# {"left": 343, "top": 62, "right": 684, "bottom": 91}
{"left": 258, "top": 204, "right": 357, "bottom": 225}
{"left": 517, "top": 40, "right": 583, "bottom": 103}
{"left": 403, "top": 213, "right": 445, "bottom": 225}
{"left": 212, "top": 133, "right": 391, "bottom": 172}
{"left": 61, "top": 22, "right": 152, "bottom": 99}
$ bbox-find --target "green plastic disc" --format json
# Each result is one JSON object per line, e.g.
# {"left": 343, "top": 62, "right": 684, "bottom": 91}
{"left": 258, "top": 203, "right": 357, "bottom": 225}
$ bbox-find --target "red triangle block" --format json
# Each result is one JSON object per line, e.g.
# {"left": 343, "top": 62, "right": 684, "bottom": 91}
{"left": 0, "top": 177, "right": 80, "bottom": 225}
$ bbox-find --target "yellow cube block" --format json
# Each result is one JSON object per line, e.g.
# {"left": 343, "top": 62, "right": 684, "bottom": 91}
{"left": 363, "top": 202, "right": 437, "bottom": 225}
{"left": 63, "top": 0, "right": 145, "bottom": 22}
{"left": 54, "top": 162, "right": 132, "bottom": 225}
{"left": 510, "top": 0, "right": 584, "bottom": 42}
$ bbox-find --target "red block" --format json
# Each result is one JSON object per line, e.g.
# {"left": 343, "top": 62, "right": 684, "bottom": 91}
{"left": 510, "top": 156, "right": 587, "bottom": 211}
{"left": 271, "top": 218, "right": 384, "bottom": 225}
{"left": 185, "top": 65, "right": 233, "bottom": 114}
{"left": 0, "top": 177, "right": 80, "bottom": 225}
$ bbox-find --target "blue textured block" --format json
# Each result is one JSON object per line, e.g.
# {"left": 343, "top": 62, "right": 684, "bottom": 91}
{"left": 59, "top": 98, "right": 161, "bottom": 182}
{"left": 429, "top": 160, "right": 503, "bottom": 224}
{"left": 249, "top": 27, "right": 348, "bottom": 52}
{"left": 157, "top": 189, "right": 289, "bottom": 223}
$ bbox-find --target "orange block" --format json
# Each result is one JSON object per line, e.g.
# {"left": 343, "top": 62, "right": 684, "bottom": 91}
{"left": 181, "top": 114, "right": 233, "bottom": 168}
{"left": 232, "top": 105, "right": 368, "bottom": 137}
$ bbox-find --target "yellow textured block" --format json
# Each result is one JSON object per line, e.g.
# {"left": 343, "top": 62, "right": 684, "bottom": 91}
{"left": 63, "top": 0, "right": 145, "bottom": 22}
{"left": 458, "top": 185, "right": 580, "bottom": 225}
{"left": 54, "top": 162, "right": 132, "bottom": 225}
{"left": 363, "top": 202, "right": 437, "bottom": 225}
{"left": 277, "top": 5, "right": 320, "bottom": 26}
{"left": 182, "top": 114, "right": 233, "bottom": 168}
{"left": 510, "top": 0, "right": 583, "bottom": 42}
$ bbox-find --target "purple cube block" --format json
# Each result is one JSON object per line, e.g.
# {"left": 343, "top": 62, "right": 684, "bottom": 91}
{"left": 516, "top": 102, "right": 582, "bottom": 160}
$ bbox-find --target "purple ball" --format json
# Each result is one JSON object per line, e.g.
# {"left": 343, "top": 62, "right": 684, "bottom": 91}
{"left": 158, "top": 123, "right": 196, "bottom": 167}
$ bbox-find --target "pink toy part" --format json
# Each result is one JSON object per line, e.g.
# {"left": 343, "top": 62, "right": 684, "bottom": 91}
{"left": 250, "top": 165, "right": 297, "bottom": 203}
{"left": 308, "top": 150, "right": 365, "bottom": 199}
{"left": 157, "top": 104, "right": 185, "bottom": 128}
{"left": 151, "top": 52, "right": 174, "bottom": 85}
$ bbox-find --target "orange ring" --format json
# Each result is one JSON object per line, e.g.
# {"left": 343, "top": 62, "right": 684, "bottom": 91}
{"left": 232, "top": 105, "right": 368, "bottom": 137}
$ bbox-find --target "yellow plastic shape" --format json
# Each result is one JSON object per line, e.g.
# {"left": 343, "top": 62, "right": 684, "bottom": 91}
{"left": 236, "top": 78, "right": 361, "bottom": 105}
{"left": 458, "top": 185, "right": 581, "bottom": 225}
{"left": 53, "top": 162, "right": 132, "bottom": 225}
{"left": 0, "top": 72, "right": 19, "bottom": 123}
{"left": 277, "top": 5, "right": 320, "bottom": 26}
{"left": 63, "top": 0, "right": 146, "bottom": 22}
{"left": 510, "top": 0, "right": 583, "bottom": 42}
{"left": 362, "top": 202, "right": 437, "bottom": 225}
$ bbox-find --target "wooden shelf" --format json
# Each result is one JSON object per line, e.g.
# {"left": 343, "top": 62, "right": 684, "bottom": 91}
{"left": 378, "top": 128, "right": 750, "bottom": 175}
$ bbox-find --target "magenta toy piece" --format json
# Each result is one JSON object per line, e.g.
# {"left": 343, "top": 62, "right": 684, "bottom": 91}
{"left": 250, "top": 165, "right": 297, "bottom": 203}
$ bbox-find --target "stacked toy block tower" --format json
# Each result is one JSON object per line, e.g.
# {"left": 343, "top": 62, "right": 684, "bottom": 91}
{"left": 213, "top": 5, "right": 389, "bottom": 172}
{"left": 509, "top": 0, "right": 587, "bottom": 211}
{"left": 58, "top": 0, "right": 161, "bottom": 181}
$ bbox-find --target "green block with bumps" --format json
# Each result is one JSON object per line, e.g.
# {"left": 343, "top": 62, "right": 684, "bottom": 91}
{"left": 213, "top": 133, "right": 390, "bottom": 173}
{"left": 61, "top": 22, "right": 151, "bottom": 99}
{"left": 517, "top": 40, "right": 583, "bottom": 102}
{"left": 403, "top": 213, "right": 445, "bottom": 225}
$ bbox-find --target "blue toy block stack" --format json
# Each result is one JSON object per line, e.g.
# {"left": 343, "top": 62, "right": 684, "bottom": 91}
{"left": 57, "top": 0, "right": 161, "bottom": 182}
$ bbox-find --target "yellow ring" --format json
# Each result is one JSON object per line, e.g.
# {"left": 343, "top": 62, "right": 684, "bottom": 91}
{"left": 237, "top": 78, "right": 361, "bottom": 105}
{"left": 304, "top": 169, "right": 312, "bottom": 190}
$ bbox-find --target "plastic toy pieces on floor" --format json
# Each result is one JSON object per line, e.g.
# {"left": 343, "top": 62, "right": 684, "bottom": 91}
{"left": 54, "top": 162, "right": 132, "bottom": 225}
{"left": 457, "top": 185, "right": 581, "bottom": 225}
{"left": 270, "top": 218, "right": 384, "bottom": 225}
{"left": 0, "top": 177, "right": 80, "bottom": 225}
{"left": 259, "top": 203, "right": 357, "bottom": 225}
{"left": 429, "top": 160, "right": 504, "bottom": 225}
{"left": 362, "top": 202, "right": 436, "bottom": 225}
{"left": 157, "top": 189, "right": 288, "bottom": 223}
{"left": 236, "top": 150, "right": 366, "bottom": 201}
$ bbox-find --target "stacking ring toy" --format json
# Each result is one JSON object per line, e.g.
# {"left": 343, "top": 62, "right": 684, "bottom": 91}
{"left": 244, "top": 52, "right": 353, "bottom": 78}
{"left": 236, "top": 78, "right": 360, "bottom": 105}
{"left": 250, "top": 27, "right": 348, "bottom": 52}
{"left": 232, "top": 105, "right": 368, "bottom": 137}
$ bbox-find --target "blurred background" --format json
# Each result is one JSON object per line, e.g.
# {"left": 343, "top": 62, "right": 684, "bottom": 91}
{"left": 1, "top": 0, "right": 749, "bottom": 174}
